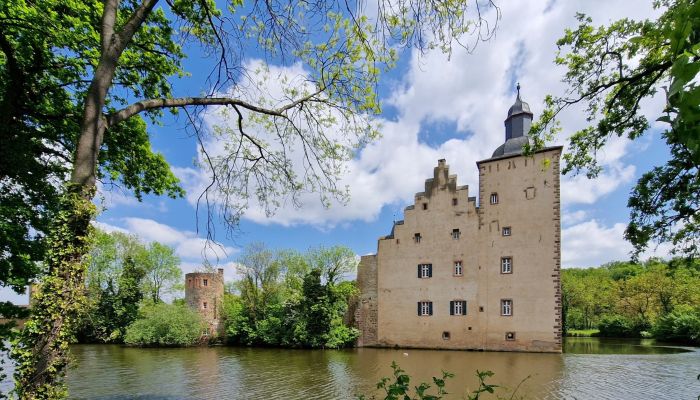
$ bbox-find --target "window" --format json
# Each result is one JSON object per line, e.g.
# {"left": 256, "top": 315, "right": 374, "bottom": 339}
{"left": 450, "top": 300, "right": 467, "bottom": 316}
{"left": 505, "top": 332, "right": 516, "bottom": 341}
{"left": 203, "top": 301, "right": 208, "bottom": 309}
{"left": 501, "top": 299, "right": 513, "bottom": 316}
{"left": 454, "top": 261, "right": 463, "bottom": 276}
{"left": 417, "top": 301, "right": 433, "bottom": 316}
{"left": 414, "top": 233, "right": 422, "bottom": 243}
{"left": 479, "top": 306, "right": 484, "bottom": 312}
{"left": 452, "top": 228, "right": 461, "bottom": 240}
{"left": 501, "top": 257, "right": 513, "bottom": 274}
{"left": 203, "top": 279, "right": 208, "bottom": 286}
{"left": 490, "top": 192, "right": 499, "bottom": 204}
{"left": 418, "top": 264, "right": 432, "bottom": 278}
{"left": 452, "top": 198, "right": 458, "bottom": 206}
{"left": 502, "top": 227, "right": 511, "bottom": 236}
{"left": 442, "top": 331, "right": 451, "bottom": 340}
{"left": 422, "top": 203, "right": 428, "bottom": 210}
{"left": 525, "top": 187, "right": 536, "bottom": 200}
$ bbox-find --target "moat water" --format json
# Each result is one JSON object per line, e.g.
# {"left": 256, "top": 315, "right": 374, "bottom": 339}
{"left": 2, "top": 338, "right": 699, "bottom": 399}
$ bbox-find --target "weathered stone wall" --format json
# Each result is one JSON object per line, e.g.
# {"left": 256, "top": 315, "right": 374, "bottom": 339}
{"left": 359, "top": 151, "right": 562, "bottom": 353}
{"left": 355, "top": 254, "right": 378, "bottom": 346}
{"left": 185, "top": 269, "right": 225, "bottom": 337}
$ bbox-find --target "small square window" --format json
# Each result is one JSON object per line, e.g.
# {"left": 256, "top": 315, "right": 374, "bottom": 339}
{"left": 203, "top": 279, "right": 208, "bottom": 286}
{"left": 414, "top": 233, "right": 422, "bottom": 243}
{"left": 454, "top": 261, "right": 463, "bottom": 276}
{"left": 468, "top": 326, "right": 472, "bottom": 331}
{"left": 452, "top": 198, "right": 458, "bottom": 206}
{"left": 203, "top": 301, "right": 208, "bottom": 309}
{"left": 501, "top": 257, "right": 513, "bottom": 274}
{"left": 490, "top": 193, "right": 499, "bottom": 204}
{"left": 501, "top": 299, "right": 513, "bottom": 316}
{"left": 442, "top": 331, "right": 451, "bottom": 340}
{"left": 422, "top": 203, "right": 428, "bottom": 210}
{"left": 506, "top": 331, "right": 516, "bottom": 341}
{"left": 452, "top": 229, "right": 461, "bottom": 240}
{"left": 479, "top": 306, "right": 484, "bottom": 312}
{"left": 502, "top": 227, "right": 511, "bottom": 236}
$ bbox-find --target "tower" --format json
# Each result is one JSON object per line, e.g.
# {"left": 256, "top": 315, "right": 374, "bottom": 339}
{"left": 185, "top": 268, "right": 225, "bottom": 337}
{"left": 354, "top": 86, "right": 562, "bottom": 352}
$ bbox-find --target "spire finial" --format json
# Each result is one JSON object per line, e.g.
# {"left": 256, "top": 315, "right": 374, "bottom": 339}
{"left": 516, "top": 82, "right": 521, "bottom": 98}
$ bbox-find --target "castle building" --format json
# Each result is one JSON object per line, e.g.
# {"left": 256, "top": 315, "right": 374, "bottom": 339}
{"left": 355, "top": 89, "right": 563, "bottom": 352}
{"left": 185, "top": 269, "right": 225, "bottom": 337}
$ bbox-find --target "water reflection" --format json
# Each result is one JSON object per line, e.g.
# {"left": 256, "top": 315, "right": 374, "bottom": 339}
{"left": 12, "top": 339, "right": 696, "bottom": 399}
{"left": 563, "top": 337, "right": 692, "bottom": 355}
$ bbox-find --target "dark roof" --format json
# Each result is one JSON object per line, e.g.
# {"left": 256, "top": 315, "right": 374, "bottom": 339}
{"left": 491, "top": 135, "right": 531, "bottom": 157}
{"left": 506, "top": 83, "right": 533, "bottom": 119}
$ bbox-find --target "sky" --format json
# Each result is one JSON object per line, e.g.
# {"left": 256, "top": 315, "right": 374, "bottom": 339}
{"left": 2, "top": 0, "right": 673, "bottom": 304}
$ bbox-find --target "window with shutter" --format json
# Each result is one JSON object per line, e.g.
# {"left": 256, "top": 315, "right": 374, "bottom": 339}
{"left": 418, "top": 301, "right": 432, "bottom": 316}
{"left": 418, "top": 264, "right": 432, "bottom": 278}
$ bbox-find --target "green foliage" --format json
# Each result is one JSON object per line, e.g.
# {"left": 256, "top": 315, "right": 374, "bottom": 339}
{"left": 358, "top": 363, "right": 521, "bottom": 400}
{"left": 141, "top": 241, "right": 181, "bottom": 303}
{"left": 597, "top": 315, "right": 637, "bottom": 338}
{"left": 651, "top": 305, "right": 700, "bottom": 344}
{"left": 562, "top": 258, "right": 700, "bottom": 339}
{"left": 11, "top": 189, "right": 96, "bottom": 399}
{"left": 124, "top": 302, "right": 204, "bottom": 347}
{"left": 531, "top": 0, "right": 700, "bottom": 257}
{"left": 223, "top": 244, "right": 358, "bottom": 349}
{"left": 77, "top": 230, "right": 181, "bottom": 344}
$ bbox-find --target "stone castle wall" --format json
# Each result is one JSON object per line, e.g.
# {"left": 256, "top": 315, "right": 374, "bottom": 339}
{"left": 355, "top": 151, "right": 562, "bottom": 353}
{"left": 185, "top": 269, "right": 225, "bottom": 337}
{"left": 355, "top": 254, "right": 378, "bottom": 346}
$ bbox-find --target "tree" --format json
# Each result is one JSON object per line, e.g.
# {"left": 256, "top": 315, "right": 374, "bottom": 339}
{"left": 141, "top": 242, "right": 181, "bottom": 303}
{"left": 236, "top": 242, "right": 281, "bottom": 325}
{"left": 307, "top": 245, "right": 358, "bottom": 286}
{"left": 4, "top": 0, "right": 498, "bottom": 396}
{"left": 530, "top": 0, "right": 700, "bottom": 257}
{"left": 78, "top": 230, "right": 148, "bottom": 343}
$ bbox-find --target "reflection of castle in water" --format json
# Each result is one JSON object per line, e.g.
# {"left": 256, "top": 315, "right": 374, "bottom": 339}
{"left": 185, "top": 269, "right": 224, "bottom": 337}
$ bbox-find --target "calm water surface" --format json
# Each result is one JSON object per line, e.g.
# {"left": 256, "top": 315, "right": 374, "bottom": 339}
{"left": 5, "top": 339, "right": 699, "bottom": 399}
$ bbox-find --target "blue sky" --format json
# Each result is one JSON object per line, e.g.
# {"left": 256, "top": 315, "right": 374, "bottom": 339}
{"left": 2, "top": 0, "right": 673, "bottom": 303}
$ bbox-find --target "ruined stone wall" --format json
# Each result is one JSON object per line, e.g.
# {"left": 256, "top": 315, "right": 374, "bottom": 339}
{"left": 185, "top": 269, "right": 225, "bottom": 337}
{"left": 355, "top": 254, "right": 378, "bottom": 346}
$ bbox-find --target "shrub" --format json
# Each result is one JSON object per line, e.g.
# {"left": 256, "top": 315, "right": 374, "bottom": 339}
{"left": 597, "top": 315, "right": 637, "bottom": 338}
{"left": 652, "top": 306, "right": 700, "bottom": 344}
{"left": 124, "top": 302, "right": 205, "bottom": 347}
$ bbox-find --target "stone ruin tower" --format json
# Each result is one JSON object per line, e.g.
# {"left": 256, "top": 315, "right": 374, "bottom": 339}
{"left": 185, "top": 269, "right": 225, "bottom": 337}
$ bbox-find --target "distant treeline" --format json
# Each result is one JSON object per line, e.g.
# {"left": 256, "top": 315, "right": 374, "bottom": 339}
{"left": 562, "top": 258, "right": 700, "bottom": 344}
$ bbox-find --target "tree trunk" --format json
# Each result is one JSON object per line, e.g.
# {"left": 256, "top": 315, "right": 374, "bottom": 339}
{"left": 12, "top": 53, "right": 117, "bottom": 398}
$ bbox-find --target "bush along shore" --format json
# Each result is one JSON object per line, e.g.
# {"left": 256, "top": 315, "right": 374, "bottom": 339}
{"left": 562, "top": 258, "right": 700, "bottom": 344}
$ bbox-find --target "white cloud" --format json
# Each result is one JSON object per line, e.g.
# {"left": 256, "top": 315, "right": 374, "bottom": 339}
{"left": 562, "top": 219, "right": 672, "bottom": 267}
{"left": 94, "top": 217, "right": 238, "bottom": 264}
{"left": 189, "top": 0, "right": 660, "bottom": 228}
{"left": 121, "top": 217, "right": 236, "bottom": 261}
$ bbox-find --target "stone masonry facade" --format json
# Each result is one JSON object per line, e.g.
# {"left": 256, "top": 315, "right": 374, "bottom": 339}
{"left": 354, "top": 90, "right": 563, "bottom": 352}
{"left": 185, "top": 269, "right": 225, "bottom": 337}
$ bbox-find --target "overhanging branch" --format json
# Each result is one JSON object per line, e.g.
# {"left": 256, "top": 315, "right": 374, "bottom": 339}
{"left": 106, "top": 87, "right": 325, "bottom": 127}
